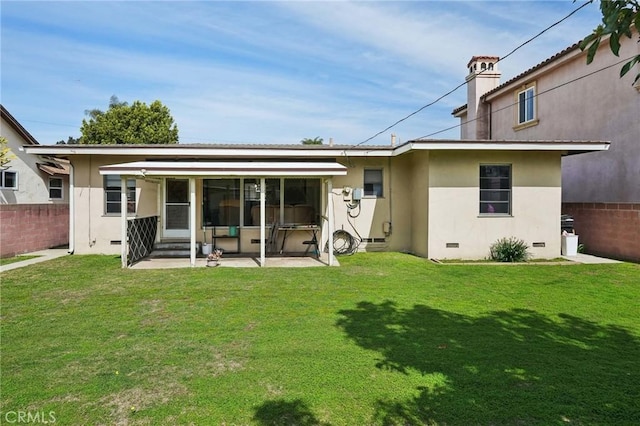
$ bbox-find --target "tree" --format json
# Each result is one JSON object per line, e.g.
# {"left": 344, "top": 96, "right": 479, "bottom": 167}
{"left": 0, "top": 136, "right": 15, "bottom": 168}
{"left": 300, "top": 137, "right": 323, "bottom": 145}
{"left": 56, "top": 136, "right": 81, "bottom": 145}
{"left": 80, "top": 97, "right": 179, "bottom": 144}
{"left": 580, "top": 0, "right": 640, "bottom": 84}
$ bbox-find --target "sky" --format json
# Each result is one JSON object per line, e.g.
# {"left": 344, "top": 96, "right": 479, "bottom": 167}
{"left": 1, "top": 1, "right": 603, "bottom": 146}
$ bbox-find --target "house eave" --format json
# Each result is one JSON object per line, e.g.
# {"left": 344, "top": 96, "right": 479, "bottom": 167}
{"left": 24, "top": 140, "right": 610, "bottom": 159}
{"left": 23, "top": 143, "right": 395, "bottom": 157}
{"left": 399, "top": 139, "right": 610, "bottom": 156}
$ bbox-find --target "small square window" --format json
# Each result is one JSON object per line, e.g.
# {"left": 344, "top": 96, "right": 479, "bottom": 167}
{"left": 364, "top": 169, "right": 383, "bottom": 197}
{"left": 0, "top": 171, "right": 17, "bottom": 189}
{"left": 49, "top": 178, "right": 63, "bottom": 199}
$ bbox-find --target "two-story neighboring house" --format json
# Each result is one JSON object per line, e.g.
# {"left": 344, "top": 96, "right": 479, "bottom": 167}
{"left": 0, "top": 105, "right": 70, "bottom": 258}
{"left": 453, "top": 31, "right": 640, "bottom": 262}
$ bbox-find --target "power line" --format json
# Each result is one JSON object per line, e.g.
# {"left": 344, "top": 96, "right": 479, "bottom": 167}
{"left": 352, "top": 0, "right": 594, "bottom": 147}
{"left": 416, "top": 56, "right": 633, "bottom": 140}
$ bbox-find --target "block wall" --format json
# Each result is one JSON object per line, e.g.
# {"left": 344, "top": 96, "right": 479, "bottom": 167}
{"left": 0, "top": 204, "right": 69, "bottom": 258}
{"left": 562, "top": 202, "right": 640, "bottom": 263}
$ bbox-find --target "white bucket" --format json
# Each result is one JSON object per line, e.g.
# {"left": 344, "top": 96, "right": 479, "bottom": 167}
{"left": 202, "top": 243, "right": 212, "bottom": 255}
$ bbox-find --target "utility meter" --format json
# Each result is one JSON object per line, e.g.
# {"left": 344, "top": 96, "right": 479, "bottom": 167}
{"left": 352, "top": 188, "right": 363, "bottom": 201}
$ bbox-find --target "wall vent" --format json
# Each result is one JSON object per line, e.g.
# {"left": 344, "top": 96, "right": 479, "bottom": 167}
{"left": 110, "top": 240, "right": 121, "bottom": 245}
{"left": 362, "top": 238, "right": 386, "bottom": 243}
{"left": 532, "top": 242, "right": 546, "bottom": 248}
{"left": 446, "top": 243, "right": 460, "bottom": 248}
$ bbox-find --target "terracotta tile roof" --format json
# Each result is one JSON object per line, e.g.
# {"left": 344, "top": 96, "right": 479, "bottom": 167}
{"left": 452, "top": 40, "right": 583, "bottom": 113}
{"left": 482, "top": 41, "right": 582, "bottom": 98}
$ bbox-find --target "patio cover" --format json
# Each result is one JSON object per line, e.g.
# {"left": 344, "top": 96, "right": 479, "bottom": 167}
{"left": 100, "top": 161, "right": 344, "bottom": 268}
{"left": 98, "top": 161, "right": 347, "bottom": 177}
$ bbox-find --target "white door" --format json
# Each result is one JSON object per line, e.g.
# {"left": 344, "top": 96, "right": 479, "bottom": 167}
{"left": 164, "top": 178, "right": 190, "bottom": 238}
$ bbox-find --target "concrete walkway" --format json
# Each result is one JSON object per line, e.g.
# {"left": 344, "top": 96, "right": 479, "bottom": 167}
{"left": 0, "top": 248, "right": 70, "bottom": 273}
{"left": 561, "top": 253, "right": 622, "bottom": 264}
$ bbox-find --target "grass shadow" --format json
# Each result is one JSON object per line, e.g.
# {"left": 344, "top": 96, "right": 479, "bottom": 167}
{"left": 337, "top": 301, "right": 640, "bottom": 424}
{"left": 253, "top": 399, "right": 329, "bottom": 426}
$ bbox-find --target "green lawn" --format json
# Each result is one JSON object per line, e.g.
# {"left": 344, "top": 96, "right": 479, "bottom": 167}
{"left": 1, "top": 253, "right": 639, "bottom": 425}
{"left": 0, "top": 255, "right": 40, "bottom": 266}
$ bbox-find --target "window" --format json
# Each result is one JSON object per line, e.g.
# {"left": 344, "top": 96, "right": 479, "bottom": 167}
{"left": 480, "top": 165, "right": 511, "bottom": 215}
{"left": 517, "top": 86, "right": 535, "bottom": 124}
{"left": 203, "top": 179, "right": 240, "bottom": 226}
{"left": 104, "top": 175, "right": 136, "bottom": 214}
{"left": 0, "top": 170, "right": 17, "bottom": 189}
{"left": 364, "top": 169, "right": 383, "bottom": 197}
{"left": 49, "top": 178, "right": 63, "bottom": 199}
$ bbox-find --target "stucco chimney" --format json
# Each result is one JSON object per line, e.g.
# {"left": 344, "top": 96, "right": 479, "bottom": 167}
{"left": 465, "top": 56, "right": 501, "bottom": 139}
{"left": 329, "top": 137, "right": 334, "bottom": 147}
{"left": 391, "top": 134, "right": 396, "bottom": 147}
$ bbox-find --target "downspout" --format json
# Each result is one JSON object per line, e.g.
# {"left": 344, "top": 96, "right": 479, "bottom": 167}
{"left": 68, "top": 162, "right": 75, "bottom": 254}
{"left": 487, "top": 99, "right": 493, "bottom": 139}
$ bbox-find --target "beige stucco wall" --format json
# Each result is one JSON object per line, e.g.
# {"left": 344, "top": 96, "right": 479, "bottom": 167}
{"left": 330, "top": 157, "right": 392, "bottom": 252}
{"left": 69, "top": 149, "right": 563, "bottom": 260}
{"left": 70, "top": 155, "right": 396, "bottom": 255}
{"left": 407, "top": 151, "right": 430, "bottom": 257}
{"left": 427, "top": 150, "right": 561, "bottom": 260}
{"left": 1, "top": 117, "right": 68, "bottom": 205}
{"left": 71, "top": 155, "right": 159, "bottom": 254}
{"left": 487, "top": 36, "right": 640, "bottom": 203}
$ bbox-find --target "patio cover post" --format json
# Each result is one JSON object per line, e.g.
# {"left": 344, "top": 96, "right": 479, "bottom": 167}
{"left": 121, "top": 176, "right": 128, "bottom": 268}
{"left": 327, "top": 178, "right": 334, "bottom": 266}
{"left": 260, "top": 177, "right": 266, "bottom": 267}
{"left": 189, "top": 177, "right": 196, "bottom": 267}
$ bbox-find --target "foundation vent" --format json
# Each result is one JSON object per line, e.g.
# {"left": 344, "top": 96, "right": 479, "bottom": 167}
{"left": 446, "top": 243, "right": 460, "bottom": 248}
{"left": 362, "top": 238, "right": 386, "bottom": 243}
{"left": 532, "top": 242, "right": 546, "bottom": 248}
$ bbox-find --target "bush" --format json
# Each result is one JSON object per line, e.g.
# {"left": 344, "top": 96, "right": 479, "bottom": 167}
{"left": 490, "top": 237, "right": 530, "bottom": 262}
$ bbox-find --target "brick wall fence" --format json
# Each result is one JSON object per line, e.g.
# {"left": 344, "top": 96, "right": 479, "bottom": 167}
{"left": 562, "top": 202, "right": 640, "bottom": 263}
{"left": 0, "top": 204, "right": 69, "bottom": 258}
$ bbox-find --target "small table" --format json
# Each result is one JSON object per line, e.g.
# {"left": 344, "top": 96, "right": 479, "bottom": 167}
{"left": 278, "top": 225, "right": 320, "bottom": 256}
{"left": 211, "top": 226, "right": 240, "bottom": 254}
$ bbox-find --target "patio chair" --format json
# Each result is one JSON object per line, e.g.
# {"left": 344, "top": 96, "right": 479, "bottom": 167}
{"left": 266, "top": 220, "right": 279, "bottom": 254}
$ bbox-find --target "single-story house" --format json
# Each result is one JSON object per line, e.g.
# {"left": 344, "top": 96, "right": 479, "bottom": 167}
{"left": 1, "top": 104, "right": 69, "bottom": 258}
{"left": 24, "top": 140, "right": 608, "bottom": 267}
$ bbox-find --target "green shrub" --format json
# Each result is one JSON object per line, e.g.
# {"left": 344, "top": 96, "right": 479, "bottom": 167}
{"left": 490, "top": 237, "right": 530, "bottom": 262}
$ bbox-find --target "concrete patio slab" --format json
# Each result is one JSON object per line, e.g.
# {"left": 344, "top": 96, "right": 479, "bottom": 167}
{"left": 129, "top": 253, "right": 339, "bottom": 269}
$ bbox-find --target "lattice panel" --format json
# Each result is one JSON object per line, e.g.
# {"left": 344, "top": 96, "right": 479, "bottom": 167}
{"left": 127, "top": 216, "right": 158, "bottom": 266}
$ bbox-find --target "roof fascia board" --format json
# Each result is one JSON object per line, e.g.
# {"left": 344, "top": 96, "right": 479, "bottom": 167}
{"left": 404, "top": 141, "right": 609, "bottom": 153}
{"left": 1, "top": 105, "right": 40, "bottom": 145}
{"left": 23, "top": 145, "right": 394, "bottom": 157}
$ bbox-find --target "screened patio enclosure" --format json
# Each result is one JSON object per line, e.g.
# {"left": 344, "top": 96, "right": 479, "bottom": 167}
{"left": 99, "top": 161, "right": 347, "bottom": 267}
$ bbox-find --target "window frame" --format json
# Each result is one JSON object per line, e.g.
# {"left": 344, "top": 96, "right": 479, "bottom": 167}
{"left": 0, "top": 170, "right": 18, "bottom": 189}
{"left": 363, "top": 168, "right": 383, "bottom": 198}
{"left": 104, "top": 175, "right": 136, "bottom": 215}
{"left": 479, "top": 164, "right": 512, "bottom": 216}
{"left": 48, "top": 177, "right": 63, "bottom": 200}
{"left": 514, "top": 82, "right": 539, "bottom": 130}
